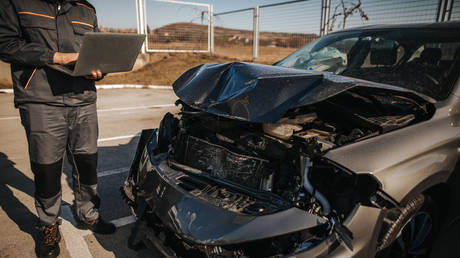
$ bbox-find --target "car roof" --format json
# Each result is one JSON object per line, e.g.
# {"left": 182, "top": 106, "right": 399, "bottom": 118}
{"left": 331, "top": 21, "right": 460, "bottom": 34}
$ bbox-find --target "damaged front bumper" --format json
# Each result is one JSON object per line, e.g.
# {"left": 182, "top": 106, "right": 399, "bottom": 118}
{"left": 122, "top": 129, "right": 386, "bottom": 257}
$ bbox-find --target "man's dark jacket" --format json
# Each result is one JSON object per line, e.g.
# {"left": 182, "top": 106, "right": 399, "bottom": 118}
{"left": 0, "top": 0, "right": 98, "bottom": 107}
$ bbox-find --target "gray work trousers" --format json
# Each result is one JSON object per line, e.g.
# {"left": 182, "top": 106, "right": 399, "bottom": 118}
{"left": 19, "top": 103, "right": 100, "bottom": 226}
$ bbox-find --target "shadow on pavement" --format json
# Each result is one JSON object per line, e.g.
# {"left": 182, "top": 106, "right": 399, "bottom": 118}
{"left": 0, "top": 152, "right": 40, "bottom": 254}
{"left": 62, "top": 136, "right": 154, "bottom": 257}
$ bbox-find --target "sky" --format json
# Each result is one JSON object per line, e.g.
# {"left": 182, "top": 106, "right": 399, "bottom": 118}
{"left": 91, "top": 0, "right": 286, "bottom": 28}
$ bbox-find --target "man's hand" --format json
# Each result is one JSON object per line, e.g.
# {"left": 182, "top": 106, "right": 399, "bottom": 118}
{"left": 53, "top": 52, "right": 78, "bottom": 65}
{"left": 84, "top": 70, "right": 104, "bottom": 80}
{"left": 53, "top": 52, "right": 103, "bottom": 80}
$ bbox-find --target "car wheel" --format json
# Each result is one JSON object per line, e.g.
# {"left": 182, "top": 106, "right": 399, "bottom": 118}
{"left": 378, "top": 194, "right": 439, "bottom": 258}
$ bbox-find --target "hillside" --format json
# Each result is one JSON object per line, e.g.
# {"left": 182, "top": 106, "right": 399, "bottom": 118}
{"left": 148, "top": 22, "right": 318, "bottom": 48}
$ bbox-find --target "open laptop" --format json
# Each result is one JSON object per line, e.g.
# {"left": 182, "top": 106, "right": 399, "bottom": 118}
{"left": 48, "top": 33, "right": 145, "bottom": 76}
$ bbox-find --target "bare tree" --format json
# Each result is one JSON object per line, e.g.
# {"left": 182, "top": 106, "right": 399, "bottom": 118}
{"left": 328, "top": 0, "right": 369, "bottom": 32}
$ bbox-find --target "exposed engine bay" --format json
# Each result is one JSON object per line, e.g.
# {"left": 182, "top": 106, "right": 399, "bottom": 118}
{"left": 133, "top": 87, "right": 433, "bottom": 257}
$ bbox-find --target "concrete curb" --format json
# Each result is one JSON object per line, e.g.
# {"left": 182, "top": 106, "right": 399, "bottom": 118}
{"left": 0, "top": 84, "right": 172, "bottom": 94}
{"left": 97, "top": 84, "right": 172, "bottom": 90}
{"left": 0, "top": 89, "right": 13, "bottom": 93}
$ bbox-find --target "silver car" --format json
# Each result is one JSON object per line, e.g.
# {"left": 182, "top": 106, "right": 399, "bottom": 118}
{"left": 122, "top": 21, "right": 460, "bottom": 257}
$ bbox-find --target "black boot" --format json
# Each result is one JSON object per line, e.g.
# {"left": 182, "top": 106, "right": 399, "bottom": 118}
{"left": 38, "top": 222, "right": 61, "bottom": 258}
{"left": 77, "top": 217, "right": 116, "bottom": 234}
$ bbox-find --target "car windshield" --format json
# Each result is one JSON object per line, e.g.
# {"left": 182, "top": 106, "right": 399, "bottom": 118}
{"left": 276, "top": 28, "right": 460, "bottom": 100}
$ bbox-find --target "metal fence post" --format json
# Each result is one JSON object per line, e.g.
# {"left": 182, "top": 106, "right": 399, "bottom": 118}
{"left": 320, "top": 0, "right": 325, "bottom": 36}
{"left": 135, "top": 0, "right": 141, "bottom": 51}
{"left": 320, "top": 0, "right": 331, "bottom": 36}
{"left": 136, "top": 0, "right": 141, "bottom": 34}
{"left": 437, "top": 0, "right": 443, "bottom": 21}
{"left": 325, "top": 0, "right": 331, "bottom": 34}
{"left": 209, "top": 5, "right": 214, "bottom": 53}
{"left": 253, "top": 6, "right": 260, "bottom": 60}
{"left": 447, "top": 0, "right": 455, "bottom": 21}
{"left": 141, "top": 0, "right": 148, "bottom": 53}
{"left": 437, "top": 0, "right": 455, "bottom": 21}
{"left": 136, "top": 0, "right": 147, "bottom": 53}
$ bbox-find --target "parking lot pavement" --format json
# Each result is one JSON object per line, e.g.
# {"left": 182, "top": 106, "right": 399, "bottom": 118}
{"left": 0, "top": 88, "right": 179, "bottom": 258}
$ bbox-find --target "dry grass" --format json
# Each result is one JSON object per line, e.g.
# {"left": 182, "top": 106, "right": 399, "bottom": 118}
{"left": 146, "top": 41, "right": 208, "bottom": 51}
{"left": 99, "top": 45, "right": 296, "bottom": 86}
{"left": 98, "top": 52, "right": 260, "bottom": 86}
{"left": 144, "top": 43, "right": 299, "bottom": 64}
{"left": 214, "top": 46, "right": 297, "bottom": 63}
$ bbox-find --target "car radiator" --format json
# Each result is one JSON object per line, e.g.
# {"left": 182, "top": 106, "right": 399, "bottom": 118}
{"left": 174, "top": 135, "right": 273, "bottom": 190}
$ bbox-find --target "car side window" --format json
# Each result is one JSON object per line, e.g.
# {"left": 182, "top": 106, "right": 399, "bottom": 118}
{"left": 361, "top": 40, "right": 405, "bottom": 68}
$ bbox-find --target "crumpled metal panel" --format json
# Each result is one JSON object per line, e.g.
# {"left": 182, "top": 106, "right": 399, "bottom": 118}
{"left": 173, "top": 62, "right": 434, "bottom": 123}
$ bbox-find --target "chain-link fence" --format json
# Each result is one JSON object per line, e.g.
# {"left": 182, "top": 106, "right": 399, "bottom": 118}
{"left": 452, "top": 0, "right": 460, "bottom": 20}
{"left": 259, "top": 0, "right": 321, "bottom": 63}
{"left": 213, "top": 9, "right": 255, "bottom": 61}
{"left": 328, "top": 0, "right": 439, "bottom": 32}
{"left": 92, "top": 0, "right": 138, "bottom": 33}
{"left": 134, "top": 0, "right": 459, "bottom": 61}
{"left": 143, "top": 0, "right": 211, "bottom": 52}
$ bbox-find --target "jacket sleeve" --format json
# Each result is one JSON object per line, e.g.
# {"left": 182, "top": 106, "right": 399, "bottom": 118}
{"left": 0, "top": 0, "right": 55, "bottom": 66}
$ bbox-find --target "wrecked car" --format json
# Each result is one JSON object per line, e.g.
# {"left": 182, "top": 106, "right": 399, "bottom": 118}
{"left": 122, "top": 22, "right": 460, "bottom": 257}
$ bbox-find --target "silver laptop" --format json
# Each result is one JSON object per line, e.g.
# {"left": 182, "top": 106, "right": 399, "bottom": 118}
{"left": 48, "top": 32, "right": 145, "bottom": 76}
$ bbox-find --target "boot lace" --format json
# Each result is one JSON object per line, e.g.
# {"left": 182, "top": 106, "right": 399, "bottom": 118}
{"left": 43, "top": 224, "right": 59, "bottom": 245}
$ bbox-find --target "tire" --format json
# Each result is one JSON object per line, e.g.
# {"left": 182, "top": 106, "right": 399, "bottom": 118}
{"left": 377, "top": 194, "right": 439, "bottom": 258}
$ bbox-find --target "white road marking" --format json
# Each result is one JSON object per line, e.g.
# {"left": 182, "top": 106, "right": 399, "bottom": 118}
{"left": 98, "top": 103, "right": 175, "bottom": 113}
{"left": 61, "top": 205, "right": 93, "bottom": 258}
{"left": 147, "top": 85, "right": 172, "bottom": 90}
{"left": 61, "top": 205, "right": 137, "bottom": 257}
{"left": 110, "top": 215, "right": 136, "bottom": 228}
{"left": 96, "top": 84, "right": 172, "bottom": 90}
{"left": 97, "top": 167, "right": 130, "bottom": 177}
{"left": 97, "top": 133, "right": 140, "bottom": 143}
{"left": 96, "top": 85, "right": 145, "bottom": 89}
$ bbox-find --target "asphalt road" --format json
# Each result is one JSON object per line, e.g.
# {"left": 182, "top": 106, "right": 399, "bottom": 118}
{"left": 0, "top": 88, "right": 179, "bottom": 258}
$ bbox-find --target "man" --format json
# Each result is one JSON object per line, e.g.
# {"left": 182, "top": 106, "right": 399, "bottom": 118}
{"left": 0, "top": 0, "right": 115, "bottom": 257}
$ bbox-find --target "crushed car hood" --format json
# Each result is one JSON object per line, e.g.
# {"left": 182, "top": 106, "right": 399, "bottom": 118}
{"left": 173, "top": 62, "right": 434, "bottom": 123}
